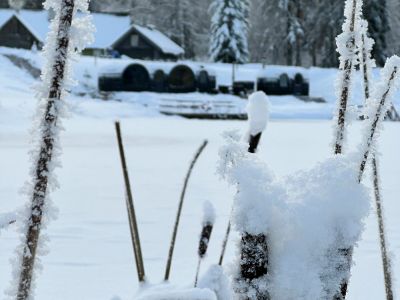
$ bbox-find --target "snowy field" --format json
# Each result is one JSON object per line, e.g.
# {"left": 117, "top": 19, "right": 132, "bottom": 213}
{"left": 0, "top": 49, "right": 399, "bottom": 299}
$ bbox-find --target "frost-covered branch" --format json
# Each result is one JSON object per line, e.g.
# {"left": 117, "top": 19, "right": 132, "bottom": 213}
{"left": 333, "top": 0, "right": 363, "bottom": 154}
{"left": 6, "top": 0, "right": 94, "bottom": 299}
{"left": 358, "top": 19, "right": 376, "bottom": 102}
{"left": 358, "top": 56, "right": 400, "bottom": 182}
{"left": 358, "top": 20, "right": 395, "bottom": 300}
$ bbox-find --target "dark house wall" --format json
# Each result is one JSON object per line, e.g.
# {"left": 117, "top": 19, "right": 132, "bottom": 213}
{"left": 0, "top": 0, "right": 43, "bottom": 9}
{"left": 0, "top": 16, "right": 42, "bottom": 49}
{"left": 113, "top": 28, "right": 178, "bottom": 61}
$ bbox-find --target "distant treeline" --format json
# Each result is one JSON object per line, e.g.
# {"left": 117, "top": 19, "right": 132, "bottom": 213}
{"left": 2, "top": 0, "right": 399, "bottom": 67}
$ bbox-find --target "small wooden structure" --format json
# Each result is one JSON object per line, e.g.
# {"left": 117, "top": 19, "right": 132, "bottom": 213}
{"left": 0, "top": 12, "right": 42, "bottom": 50}
{"left": 159, "top": 97, "right": 246, "bottom": 119}
{"left": 111, "top": 24, "right": 184, "bottom": 60}
{"left": 0, "top": 9, "right": 185, "bottom": 60}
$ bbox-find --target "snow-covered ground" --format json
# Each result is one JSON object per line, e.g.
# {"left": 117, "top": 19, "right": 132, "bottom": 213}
{"left": 0, "top": 49, "right": 399, "bottom": 299}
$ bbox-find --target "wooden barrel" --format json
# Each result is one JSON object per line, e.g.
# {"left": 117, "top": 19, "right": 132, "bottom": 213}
{"left": 257, "top": 77, "right": 280, "bottom": 95}
{"left": 278, "top": 73, "right": 292, "bottom": 95}
{"left": 122, "top": 63, "right": 151, "bottom": 91}
{"left": 292, "top": 73, "right": 309, "bottom": 96}
{"left": 98, "top": 75, "right": 124, "bottom": 92}
{"left": 168, "top": 64, "right": 196, "bottom": 93}
{"left": 197, "top": 70, "right": 216, "bottom": 93}
{"left": 152, "top": 69, "right": 167, "bottom": 93}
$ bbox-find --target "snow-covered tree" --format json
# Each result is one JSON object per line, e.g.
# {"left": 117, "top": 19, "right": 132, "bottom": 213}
{"left": 387, "top": 0, "right": 400, "bottom": 55}
{"left": 8, "top": 0, "right": 25, "bottom": 11}
{"left": 363, "top": 0, "right": 390, "bottom": 66}
{"left": 209, "top": 0, "right": 250, "bottom": 63}
{"left": 279, "top": 0, "right": 304, "bottom": 66}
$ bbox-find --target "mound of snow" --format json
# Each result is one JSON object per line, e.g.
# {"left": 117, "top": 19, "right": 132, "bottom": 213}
{"left": 218, "top": 133, "right": 371, "bottom": 299}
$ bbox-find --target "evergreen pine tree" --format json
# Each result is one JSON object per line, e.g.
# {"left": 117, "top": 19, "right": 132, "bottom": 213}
{"left": 363, "top": 0, "right": 390, "bottom": 66}
{"left": 209, "top": 0, "right": 250, "bottom": 63}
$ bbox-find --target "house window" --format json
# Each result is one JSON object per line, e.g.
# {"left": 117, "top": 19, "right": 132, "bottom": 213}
{"left": 130, "top": 34, "right": 139, "bottom": 46}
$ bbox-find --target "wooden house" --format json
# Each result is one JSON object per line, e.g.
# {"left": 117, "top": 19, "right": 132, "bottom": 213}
{"left": 0, "top": 11, "right": 44, "bottom": 50}
{"left": 0, "top": 9, "right": 185, "bottom": 60}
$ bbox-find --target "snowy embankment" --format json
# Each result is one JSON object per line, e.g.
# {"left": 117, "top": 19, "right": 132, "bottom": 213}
{"left": 0, "top": 47, "right": 399, "bottom": 299}
{"left": 2, "top": 46, "right": 399, "bottom": 121}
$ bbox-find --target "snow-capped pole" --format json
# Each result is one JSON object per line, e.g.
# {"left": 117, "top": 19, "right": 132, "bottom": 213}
{"left": 115, "top": 121, "right": 146, "bottom": 283}
{"left": 333, "top": 0, "right": 363, "bottom": 155}
{"left": 218, "top": 92, "right": 270, "bottom": 268}
{"left": 237, "top": 91, "right": 270, "bottom": 299}
{"left": 246, "top": 91, "right": 270, "bottom": 153}
{"left": 194, "top": 201, "right": 216, "bottom": 287}
{"left": 165, "top": 140, "right": 208, "bottom": 281}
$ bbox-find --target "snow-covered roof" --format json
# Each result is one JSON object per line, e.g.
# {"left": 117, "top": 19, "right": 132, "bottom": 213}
{"left": 0, "top": 9, "right": 49, "bottom": 43}
{"left": 90, "top": 13, "right": 131, "bottom": 48}
{"left": 131, "top": 24, "right": 184, "bottom": 56}
{"left": 0, "top": 9, "right": 184, "bottom": 55}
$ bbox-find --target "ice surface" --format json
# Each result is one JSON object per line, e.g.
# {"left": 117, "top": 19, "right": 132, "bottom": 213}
{"left": 135, "top": 284, "right": 216, "bottom": 300}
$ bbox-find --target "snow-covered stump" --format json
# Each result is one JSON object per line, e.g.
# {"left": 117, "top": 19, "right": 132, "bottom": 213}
{"left": 5, "top": 1, "right": 94, "bottom": 299}
{"left": 229, "top": 92, "right": 270, "bottom": 299}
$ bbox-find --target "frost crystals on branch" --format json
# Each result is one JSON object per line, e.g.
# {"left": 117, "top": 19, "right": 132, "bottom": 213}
{"left": 358, "top": 56, "right": 400, "bottom": 182}
{"left": 6, "top": 0, "right": 94, "bottom": 299}
{"left": 329, "top": 1, "right": 364, "bottom": 297}
{"left": 333, "top": 0, "right": 363, "bottom": 155}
